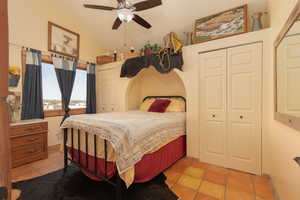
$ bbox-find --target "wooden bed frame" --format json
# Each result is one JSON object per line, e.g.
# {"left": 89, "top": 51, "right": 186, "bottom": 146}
{"left": 62, "top": 96, "right": 186, "bottom": 200}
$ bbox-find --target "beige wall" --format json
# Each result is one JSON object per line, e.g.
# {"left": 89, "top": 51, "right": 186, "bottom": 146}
{"left": 265, "top": 1, "right": 300, "bottom": 200}
{"left": 8, "top": 0, "right": 104, "bottom": 146}
{"left": 127, "top": 67, "right": 186, "bottom": 110}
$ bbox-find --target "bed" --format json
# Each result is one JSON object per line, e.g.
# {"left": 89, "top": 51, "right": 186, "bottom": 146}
{"left": 60, "top": 96, "right": 186, "bottom": 200}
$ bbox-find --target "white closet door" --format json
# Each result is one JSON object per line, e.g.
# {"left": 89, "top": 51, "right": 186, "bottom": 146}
{"left": 199, "top": 49, "right": 228, "bottom": 167}
{"left": 277, "top": 35, "right": 300, "bottom": 116}
{"left": 227, "top": 43, "right": 262, "bottom": 174}
{"left": 97, "top": 68, "right": 120, "bottom": 113}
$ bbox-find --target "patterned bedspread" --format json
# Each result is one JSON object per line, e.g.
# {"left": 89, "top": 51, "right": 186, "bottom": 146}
{"left": 60, "top": 111, "right": 186, "bottom": 174}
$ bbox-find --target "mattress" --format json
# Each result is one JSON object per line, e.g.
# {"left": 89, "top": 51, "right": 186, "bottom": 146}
{"left": 61, "top": 111, "right": 186, "bottom": 186}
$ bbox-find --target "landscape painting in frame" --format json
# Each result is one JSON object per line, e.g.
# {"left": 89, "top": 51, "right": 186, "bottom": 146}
{"left": 194, "top": 5, "right": 248, "bottom": 44}
{"left": 48, "top": 22, "right": 80, "bottom": 59}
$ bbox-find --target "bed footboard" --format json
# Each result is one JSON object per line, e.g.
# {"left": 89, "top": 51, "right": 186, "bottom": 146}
{"left": 63, "top": 128, "right": 124, "bottom": 200}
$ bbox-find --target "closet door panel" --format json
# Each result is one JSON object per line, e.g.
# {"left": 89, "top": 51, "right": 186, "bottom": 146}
{"left": 97, "top": 66, "right": 124, "bottom": 113}
{"left": 227, "top": 43, "right": 262, "bottom": 174}
{"left": 200, "top": 50, "right": 227, "bottom": 167}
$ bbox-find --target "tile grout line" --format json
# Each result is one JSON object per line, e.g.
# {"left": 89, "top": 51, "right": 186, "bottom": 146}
{"left": 251, "top": 175, "right": 257, "bottom": 200}
{"left": 193, "top": 167, "right": 206, "bottom": 200}
{"left": 224, "top": 172, "right": 228, "bottom": 200}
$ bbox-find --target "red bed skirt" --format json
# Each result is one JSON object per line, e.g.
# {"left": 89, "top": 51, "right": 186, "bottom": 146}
{"left": 67, "top": 135, "right": 186, "bottom": 183}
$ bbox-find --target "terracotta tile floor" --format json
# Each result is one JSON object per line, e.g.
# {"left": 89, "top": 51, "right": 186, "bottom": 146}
{"left": 166, "top": 157, "right": 276, "bottom": 200}
{"left": 11, "top": 147, "right": 275, "bottom": 200}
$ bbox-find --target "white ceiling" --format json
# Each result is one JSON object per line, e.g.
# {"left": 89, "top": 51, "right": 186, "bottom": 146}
{"left": 57, "top": 0, "right": 268, "bottom": 53}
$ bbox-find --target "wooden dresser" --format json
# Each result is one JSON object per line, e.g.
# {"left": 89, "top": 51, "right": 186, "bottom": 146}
{"left": 10, "top": 120, "right": 48, "bottom": 168}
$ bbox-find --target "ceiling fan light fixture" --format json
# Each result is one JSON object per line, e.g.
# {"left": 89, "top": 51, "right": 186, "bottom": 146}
{"left": 84, "top": 0, "right": 162, "bottom": 29}
{"left": 117, "top": 8, "right": 134, "bottom": 22}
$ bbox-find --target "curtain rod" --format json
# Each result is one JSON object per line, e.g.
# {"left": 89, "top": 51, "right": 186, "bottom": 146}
{"left": 9, "top": 42, "right": 97, "bottom": 65}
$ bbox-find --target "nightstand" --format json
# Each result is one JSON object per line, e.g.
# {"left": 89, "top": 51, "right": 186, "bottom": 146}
{"left": 10, "top": 119, "right": 48, "bottom": 168}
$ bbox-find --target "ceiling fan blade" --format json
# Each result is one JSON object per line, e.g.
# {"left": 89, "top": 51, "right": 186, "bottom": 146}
{"left": 133, "top": 0, "right": 162, "bottom": 11}
{"left": 133, "top": 14, "right": 152, "bottom": 29}
{"left": 112, "top": 18, "right": 122, "bottom": 30}
{"left": 84, "top": 4, "right": 115, "bottom": 11}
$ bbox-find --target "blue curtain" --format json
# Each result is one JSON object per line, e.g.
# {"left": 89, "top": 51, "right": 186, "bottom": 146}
{"left": 21, "top": 49, "right": 44, "bottom": 120}
{"left": 53, "top": 57, "right": 77, "bottom": 124}
{"left": 86, "top": 63, "right": 96, "bottom": 114}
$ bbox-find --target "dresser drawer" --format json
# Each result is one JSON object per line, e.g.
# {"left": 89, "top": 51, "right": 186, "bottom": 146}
{"left": 11, "top": 134, "right": 44, "bottom": 148}
{"left": 12, "top": 142, "right": 47, "bottom": 168}
{"left": 10, "top": 122, "right": 48, "bottom": 137}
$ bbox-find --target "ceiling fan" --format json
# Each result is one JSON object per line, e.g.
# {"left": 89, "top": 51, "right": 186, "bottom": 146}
{"left": 84, "top": 0, "right": 162, "bottom": 30}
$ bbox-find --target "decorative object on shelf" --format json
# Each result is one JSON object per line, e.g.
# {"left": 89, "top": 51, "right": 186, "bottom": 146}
{"left": 251, "top": 12, "right": 267, "bottom": 31}
{"left": 140, "top": 42, "right": 162, "bottom": 56}
{"left": 8, "top": 66, "right": 20, "bottom": 87}
{"left": 194, "top": 5, "right": 248, "bottom": 44}
{"left": 144, "top": 43, "right": 153, "bottom": 55}
{"left": 7, "top": 92, "right": 21, "bottom": 123}
{"left": 184, "top": 32, "right": 194, "bottom": 46}
{"left": 163, "top": 32, "right": 183, "bottom": 53}
{"left": 113, "top": 50, "right": 117, "bottom": 61}
{"left": 96, "top": 55, "right": 115, "bottom": 65}
{"left": 83, "top": 0, "right": 162, "bottom": 30}
{"left": 48, "top": 22, "right": 80, "bottom": 59}
{"left": 130, "top": 46, "right": 135, "bottom": 53}
{"left": 120, "top": 51, "right": 183, "bottom": 78}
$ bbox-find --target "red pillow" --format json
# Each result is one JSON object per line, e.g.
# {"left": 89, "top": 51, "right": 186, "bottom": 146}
{"left": 148, "top": 99, "right": 171, "bottom": 113}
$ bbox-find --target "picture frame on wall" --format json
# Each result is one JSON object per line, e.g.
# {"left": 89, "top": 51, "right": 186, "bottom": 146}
{"left": 194, "top": 5, "right": 248, "bottom": 44}
{"left": 48, "top": 22, "right": 80, "bottom": 59}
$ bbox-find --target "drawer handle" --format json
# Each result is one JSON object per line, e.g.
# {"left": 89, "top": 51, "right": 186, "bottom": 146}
{"left": 25, "top": 127, "right": 41, "bottom": 132}
{"left": 27, "top": 149, "right": 37, "bottom": 154}
{"left": 26, "top": 138, "right": 38, "bottom": 142}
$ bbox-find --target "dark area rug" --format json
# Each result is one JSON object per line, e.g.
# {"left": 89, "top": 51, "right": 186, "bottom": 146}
{"left": 13, "top": 165, "right": 178, "bottom": 200}
{"left": 0, "top": 186, "right": 8, "bottom": 199}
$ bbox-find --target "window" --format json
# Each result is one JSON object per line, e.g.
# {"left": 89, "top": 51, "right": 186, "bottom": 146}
{"left": 42, "top": 63, "right": 62, "bottom": 111}
{"left": 70, "top": 69, "right": 87, "bottom": 109}
{"left": 41, "top": 62, "right": 87, "bottom": 117}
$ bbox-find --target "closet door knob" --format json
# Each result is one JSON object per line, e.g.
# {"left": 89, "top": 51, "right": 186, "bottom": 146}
{"left": 212, "top": 114, "right": 216, "bottom": 118}
{"left": 240, "top": 115, "right": 243, "bottom": 119}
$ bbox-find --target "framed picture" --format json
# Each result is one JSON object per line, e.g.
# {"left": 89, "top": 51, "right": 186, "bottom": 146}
{"left": 194, "top": 5, "right": 248, "bottom": 44}
{"left": 48, "top": 22, "right": 80, "bottom": 59}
